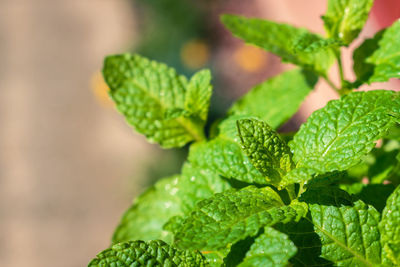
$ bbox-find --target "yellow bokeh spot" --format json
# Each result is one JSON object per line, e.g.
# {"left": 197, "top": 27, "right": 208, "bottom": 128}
{"left": 91, "top": 71, "right": 114, "bottom": 107}
{"left": 181, "top": 39, "right": 210, "bottom": 69}
{"left": 234, "top": 45, "right": 267, "bottom": 72}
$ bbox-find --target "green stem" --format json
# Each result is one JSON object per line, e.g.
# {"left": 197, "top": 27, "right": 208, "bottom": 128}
{"left": 177, "top": 117, "right": 206, "bottom": 142}
{"left": 336, "top": 49, "right": 345, "bottom": 87}
{"left": 334, "top": 48, "right": 354, "bottom": 96}
{"left": 322, "top": 76, "right": 339, "bottom": 92}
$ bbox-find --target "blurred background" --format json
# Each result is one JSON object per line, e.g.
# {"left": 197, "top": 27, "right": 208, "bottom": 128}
{"left": 0, "top": 0, "right": 399, "bottom": 266}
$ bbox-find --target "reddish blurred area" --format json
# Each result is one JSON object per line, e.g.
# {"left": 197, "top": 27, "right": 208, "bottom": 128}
{"left": 372, "top": 0, "right": 400, "bottom": 29}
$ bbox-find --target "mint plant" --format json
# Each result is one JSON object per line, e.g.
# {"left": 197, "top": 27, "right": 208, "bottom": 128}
{"left": 88, "top": 0, "right": 400, "bottom": 266}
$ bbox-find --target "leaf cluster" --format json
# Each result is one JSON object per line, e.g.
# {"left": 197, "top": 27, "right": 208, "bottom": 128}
{"left": 89, "top": 1, "right": 400, "bottom": 266}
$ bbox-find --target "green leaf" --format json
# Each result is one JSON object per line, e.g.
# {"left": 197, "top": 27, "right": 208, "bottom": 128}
{"left": 229, "top": 69, "right": 318, "bottom": 129}
{"left": 103, "top": 54, "right": 208, "bottom": 148}
{"left": 189, "top": 115, "right": 267, "bottom": 184}
{"left": 189, "top": 139, "right": 266, "bottom": 184}
{"left": 174, "top": 186, "right": 308, "bottom": 251}
{"left": 221, "top": 14, "right": 335, "bottom": 75}
{"left": 112, "top": 163, "right": 231, "bottom": 244}
{"left": 301, "top": 187, "right": 382, "bottom": 266}
{"left": 88, "top": 240, "right": 207, "bottom": 267}
{"left": 237, "top": 227, "right": 297, "bottom": 267}
{"left": 366, "top": 20, "right": 400, "bottom": 83}
{"left": 287, "top": 90, "right": 399, "bottom": 186}
{"left": 292, "top": 32, "right": 342, "bottom": 53}
{"left": 164, "top": 108, "right": 191, "bottom": 120}
{"left": 383, "top": 244, "right": 400, "bottom": 267}
{"left": 202, "top": 248, "right": 230, "bottom": 267}
{"left": 353, "top": 20, "right": 400, "bottom": 84}
{"left": 216, "top": 114, "right": 258, "bottom": 142}
{"left": 322, "top": 0, "right": 374, "bottom": 45}
{"left": 281, "top": 167, "right": 317, "bottom": 187}
{"left": 386, "top": 124, "right": 400, "bottom": 141}
{"left": 380, "top": 185, "right": 400, "bottom": 266}
{"left": 185, "top": 69, "right": 213, "bottom": 122}
{"left": 237, "top": 119, "right": 294, "bottom": 186}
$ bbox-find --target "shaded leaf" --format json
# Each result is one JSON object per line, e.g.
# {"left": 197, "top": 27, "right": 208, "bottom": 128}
{"left": 353, "top": 30, "right": 384, "bottom": 86}
{"left": 366, "top": 20, "right": 400, "bottom": 83}
{"left": 353, "top": 20, "right": 400, "bottom": 84}
{"left": 352, "top": 184, "right": 395, "bottom": 213}
{"left": 277, "top": 218, "right": 334, "bottom": 267}
{"left": 238, "top": 227, "right": 297, "bottom": 267}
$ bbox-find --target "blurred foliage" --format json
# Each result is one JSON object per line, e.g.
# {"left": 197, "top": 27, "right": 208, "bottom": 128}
{"left": 132, "top": 0, "right": 210, "bottom": 75}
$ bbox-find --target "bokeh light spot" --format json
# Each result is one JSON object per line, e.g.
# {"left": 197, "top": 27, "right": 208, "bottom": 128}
{"left": 180, "top": 39, "right": 210, "bottom": 69}
{"left": 234, "top": 45, "right": 268, "bottom": 72}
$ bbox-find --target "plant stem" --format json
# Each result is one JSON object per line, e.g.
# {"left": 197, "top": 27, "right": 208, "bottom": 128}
{"left": 323, "top": 49, "right": 351, "bottom": 96}
{"left": 177, "top": 117, "right": 206, "bottom": 142}
{"left": 334, "top": 48, "right": 354, "bottom": 96}
{"left": 336, "top": 49, "right": 345, "bottom": 87}
{"left": 322, "top": 76, "right": 339, "bottom": 92}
